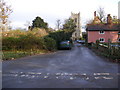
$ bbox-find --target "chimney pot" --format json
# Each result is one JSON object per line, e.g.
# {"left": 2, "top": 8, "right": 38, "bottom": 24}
{"left": 107, "top": 14, "right": 112, "bottom": 24}
{"left": 94, "top": 11, "right": 96, "bottom": 17}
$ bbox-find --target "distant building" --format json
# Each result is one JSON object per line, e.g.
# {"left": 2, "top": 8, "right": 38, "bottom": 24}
{"left": 119, "top": 1, "right": 120, "bottom": 19}
{"left": 70, "top": 12, "right": 82, "bottom": 40}
{"left": 86, "top": 12, "right": 120, "bottom": 43}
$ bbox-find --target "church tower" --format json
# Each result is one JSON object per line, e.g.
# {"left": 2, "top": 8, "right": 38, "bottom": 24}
{"left": 70, "top": 12, "right": 82, "bottom": 40}
{"left": 118, "top": 1, "right": 120, "bottom": 19}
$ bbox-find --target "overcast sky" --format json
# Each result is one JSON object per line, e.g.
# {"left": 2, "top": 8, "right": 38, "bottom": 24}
{"left": 5, "top": 0, "right": 120, "bottom": 30}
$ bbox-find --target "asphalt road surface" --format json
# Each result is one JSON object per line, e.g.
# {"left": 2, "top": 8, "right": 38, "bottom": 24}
{"left": 2, "top": 44, "right": 120, "bottom": 88}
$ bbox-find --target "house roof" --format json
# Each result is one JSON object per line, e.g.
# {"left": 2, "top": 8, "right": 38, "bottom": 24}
{"left": 86, "top": 24, "right": 120, "bottom": 31}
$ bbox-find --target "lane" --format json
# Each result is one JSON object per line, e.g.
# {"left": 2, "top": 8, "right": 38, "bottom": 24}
{"left": 2, "top": 45, "right": 119, "bottom": 88}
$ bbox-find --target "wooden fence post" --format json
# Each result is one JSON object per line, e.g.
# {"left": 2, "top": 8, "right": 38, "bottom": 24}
{"left": 108, "top": 39, "right": 111, "bottom": 57}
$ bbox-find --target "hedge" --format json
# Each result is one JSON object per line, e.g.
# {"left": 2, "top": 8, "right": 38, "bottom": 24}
{"left": 2, "top": 32, "right": 56, "bottom": 51}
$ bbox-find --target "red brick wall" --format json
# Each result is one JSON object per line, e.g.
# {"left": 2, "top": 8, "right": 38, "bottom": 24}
{"left": 87, "top": 31, "right": 119, "bottom": 43}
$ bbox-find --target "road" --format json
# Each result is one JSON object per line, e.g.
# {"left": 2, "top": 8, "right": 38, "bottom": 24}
{"left": 2, "top": 44, "right": 120, "bottom": 88}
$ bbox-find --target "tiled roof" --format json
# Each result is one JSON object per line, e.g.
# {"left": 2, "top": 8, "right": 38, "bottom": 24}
{"left": 86, "top": 24, "right": 120, "bottom": 31}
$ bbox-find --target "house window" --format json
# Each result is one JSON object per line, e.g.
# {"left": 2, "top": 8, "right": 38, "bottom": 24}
{"left": 99, "top": 31, "right": 105, "bottom": 34}
{"left": 99, "top": 38, "right": 105, "bottom": 42}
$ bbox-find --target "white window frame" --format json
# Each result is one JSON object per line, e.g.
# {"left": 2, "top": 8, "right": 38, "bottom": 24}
{"left": 99, "top": 38, "right": 105, "bottom": 42}
{"left": 99, "top": 31, "right": 105, "bottom": 34}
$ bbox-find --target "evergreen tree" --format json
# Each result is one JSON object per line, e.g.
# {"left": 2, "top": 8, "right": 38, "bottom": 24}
{"left": 32, "top": 16, "right": 48, "bottom": 29}
{"left": 63, "top": 18, "right": 76, "bottom": 32}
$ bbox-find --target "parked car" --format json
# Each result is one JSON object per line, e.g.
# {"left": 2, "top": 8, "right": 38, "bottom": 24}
{"left": 59, "top": 40, "right": 72, "bottom": 50}
{"left": 76, "top": 40, "right": 85, "bottom": 44}
{"left": 110, "top": 44, "right": 120, "bottom": 47}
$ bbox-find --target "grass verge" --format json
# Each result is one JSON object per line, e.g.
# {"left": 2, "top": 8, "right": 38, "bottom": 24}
{"left": 2, "top": 50, "right": 50, "bottom": 61}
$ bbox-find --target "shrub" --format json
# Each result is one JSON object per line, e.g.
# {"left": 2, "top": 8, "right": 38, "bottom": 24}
{"left": 18, "top": 34, "right": 46, "bottom": 50}
{"left": 43, "top": 37, "right": 57, "bottom": 51}
{"left": 2, "top": 28, "right": 73, "bottom": 52}
{"left": 47, "top": 30, "right": 73, "bottom": 49}
{"left": 2, "top": 34, "right": 46, "bottom": 51}
{"left": 2, "top": 30, "right": 26, "bottom": 38}
{"left": 2, "top": 37, "right": 19, "bottom": 50}
{"left": 19, "top": 34, "right": 35, "bottom": 50}
{"left": 29, "top": 28, "right": 48, "bottom": 37}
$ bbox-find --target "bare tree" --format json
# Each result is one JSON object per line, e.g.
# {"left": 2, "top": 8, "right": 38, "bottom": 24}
{"left": 24, "top": 21, "right": 31, "bottom": 30}
{"left": 56, "top": 19, "right": 61, "bottom": 30}
{"left": 97, "top": 7, "right": 105, "bottom": 22}
{"left": 85, "top": 19, "right": 94, "bottom": 25}
{"left": 0, "top": 0, "right": 13, "bottom": 31}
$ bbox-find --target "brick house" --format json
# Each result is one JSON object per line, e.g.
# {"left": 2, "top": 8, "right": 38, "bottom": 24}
{"left": 86, "top": 12, "right": 120, "bottom": 43}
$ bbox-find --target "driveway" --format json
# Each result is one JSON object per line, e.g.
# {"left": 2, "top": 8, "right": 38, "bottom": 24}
{"left": 2, "top": 44, "right": 120, "bottom": 88}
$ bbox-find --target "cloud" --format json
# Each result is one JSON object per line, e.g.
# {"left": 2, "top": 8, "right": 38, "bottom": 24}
{"left": 11, "top": 21, "right": 26, "bottom": 29}
{"left": 5, "top": 0, "right": 120, "bottom": 29}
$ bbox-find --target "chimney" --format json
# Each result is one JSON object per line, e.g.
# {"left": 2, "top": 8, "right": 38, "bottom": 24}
{"left": 94, "top": 11, "right": 96, "bottom": 19}
{"left": 107, "top": 14, "right": 113, "bottom": 24}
